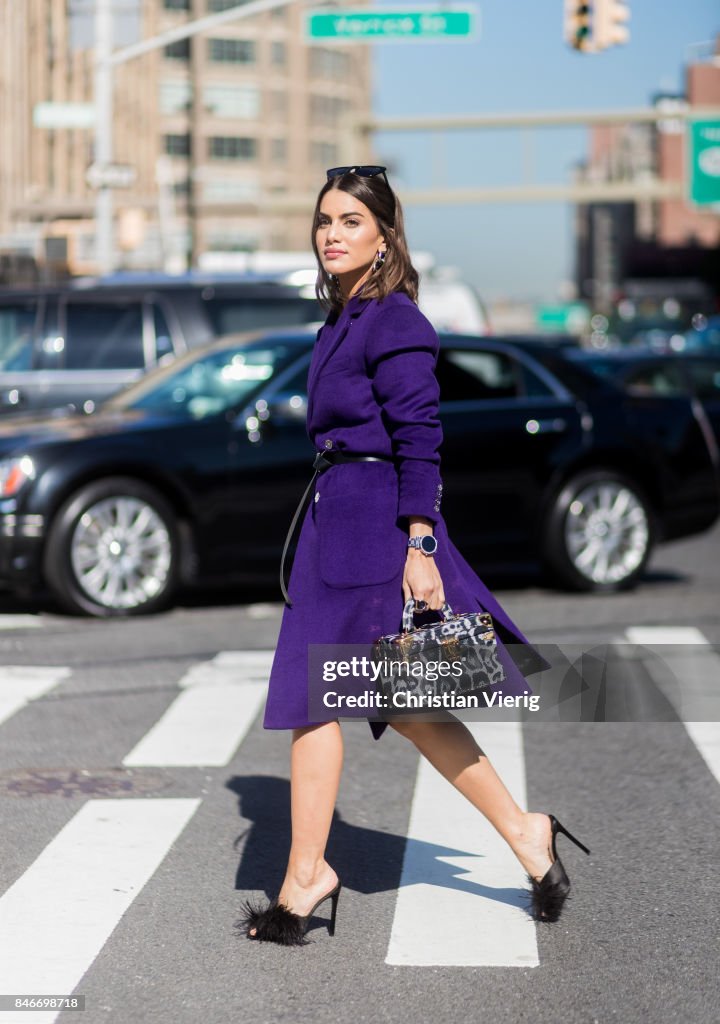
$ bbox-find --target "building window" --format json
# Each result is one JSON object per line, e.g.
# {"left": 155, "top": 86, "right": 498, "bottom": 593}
{"left": 309, "top": 94, "right": 346, "bottom": 125}
{"left": 309, "top": 141, "right": 338, "bottom": 165}
{"left": 159, "top": 80, "right": 192, "bottom": 115}
{"left": 208, "top": 136, "right": 256, "bottom": 160}
{"left": 208, "top": 38, "right": 255, "bottom": 63}
{"left": 271, "top": 138, "right": 287, "bottom": 162}
{"left": 309, "top": 46, "right": 349, "bottom": 80}
{"left": 164, "top": 38, "right": 190, "bottom": 60}
{"left": 203, "top": 84, "right": 259, "bottom": 119}
{"left": 271, "top": 41, "right": 286, "bottom": 66}
{"left": 164, "top": 0, "right": 190, "bottom": 9}
{"left": 207, "top": 0, "right": 246, "bottom": 10}
{"left": 268, "top": 90, "right": 288, "bottom": 118}
{"left": 164, "top": 133, "right": 191, "bottom": 156}
{"left": 204, "top": 180, "right": 261, "bottom": 202}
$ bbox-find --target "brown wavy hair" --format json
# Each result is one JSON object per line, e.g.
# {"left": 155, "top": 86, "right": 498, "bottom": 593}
{"left": 311, "top": 171, "right": 419, "bottom": 313}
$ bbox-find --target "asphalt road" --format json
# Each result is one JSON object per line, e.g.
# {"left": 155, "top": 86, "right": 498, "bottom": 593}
{"left": 0, "top": 523, "right": 719, "bottom": 1024}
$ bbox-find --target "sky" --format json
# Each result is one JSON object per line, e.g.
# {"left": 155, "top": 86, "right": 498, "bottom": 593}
{"left": 371, "top": 0, "right": 720, "bottom": 302}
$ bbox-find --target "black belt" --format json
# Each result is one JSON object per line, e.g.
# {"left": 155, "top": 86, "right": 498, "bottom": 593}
{"left": 280, "top": 450, "right": 394, "bottom": 607}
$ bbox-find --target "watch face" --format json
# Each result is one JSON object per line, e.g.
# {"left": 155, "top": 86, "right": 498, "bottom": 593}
{"left": 420, "top": 535, "right": 438, "bottom": 554}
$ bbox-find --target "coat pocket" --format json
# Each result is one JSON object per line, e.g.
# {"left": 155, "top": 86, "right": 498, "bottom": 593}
{"left": 316, "top": 492, "right": 406, "bottom": 589}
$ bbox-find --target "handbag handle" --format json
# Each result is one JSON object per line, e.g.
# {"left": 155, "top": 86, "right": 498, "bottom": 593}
{"left": 402, "top": 598, "right": 454, "bottom": 634}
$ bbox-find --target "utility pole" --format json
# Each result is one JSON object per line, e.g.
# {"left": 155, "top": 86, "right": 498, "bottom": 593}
{"left": 93, "top": 0, "right": 114, "bottom": 275}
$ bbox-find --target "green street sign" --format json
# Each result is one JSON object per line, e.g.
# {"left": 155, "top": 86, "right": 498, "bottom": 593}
{"left": 536, "top": 304, "right": 589, "bottom": 333}
{"left": 688, "top": 119, "right": 720, "bottom": 207}
{"left": 305, "top": 7, "right": 477, "bottom": 43}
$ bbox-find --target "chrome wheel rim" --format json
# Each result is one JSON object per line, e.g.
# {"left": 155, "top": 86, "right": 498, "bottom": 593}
{"left": 564, "top": 481, "right": 649, "bottom": 585}
{"left": 70, "top": 496, "right": 172, "bottom": 610}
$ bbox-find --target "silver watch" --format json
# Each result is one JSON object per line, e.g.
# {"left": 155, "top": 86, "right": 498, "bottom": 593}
{"left": 408, "top": 535, "right": 438, "bottom": 556}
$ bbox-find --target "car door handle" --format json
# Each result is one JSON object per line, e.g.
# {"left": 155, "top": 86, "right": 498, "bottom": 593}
{"left": 526, "top": 417, "right": 568, "bottom": 435}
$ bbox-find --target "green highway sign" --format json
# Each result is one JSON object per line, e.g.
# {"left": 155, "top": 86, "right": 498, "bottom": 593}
{"left": 688, "top": 119, "right": 720, "bottom": 206}
{"left": 305, "top": 7, "right": 477, "bottom": 43}
{"left": 536, "top": 303, "right": 589, "bottom": 334}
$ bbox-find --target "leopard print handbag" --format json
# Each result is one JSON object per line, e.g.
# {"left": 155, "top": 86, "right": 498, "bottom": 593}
{"left": 371, "top": 599, "right": 506, "bottom": 713}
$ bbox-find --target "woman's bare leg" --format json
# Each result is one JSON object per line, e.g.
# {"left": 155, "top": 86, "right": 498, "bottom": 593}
{"left": 250, "top": 721, "right": 342, "bottom": 932}
{"left": 389, "top": 718, "right": 554, "bottom": 881}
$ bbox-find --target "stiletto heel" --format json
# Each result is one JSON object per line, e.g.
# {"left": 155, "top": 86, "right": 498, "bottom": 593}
{"left": 236, "top": 881, "right": 342, "bottom": 945}
{"left": 328, "top": 885, "right": 341, "bottom": 937}
{"left": 525, "top": 814, "right": 591, "bottom": 924}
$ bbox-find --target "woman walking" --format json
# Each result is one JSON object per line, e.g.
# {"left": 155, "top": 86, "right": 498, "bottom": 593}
{"left": 238, "top": 167, "right": 590, "bottom": 945}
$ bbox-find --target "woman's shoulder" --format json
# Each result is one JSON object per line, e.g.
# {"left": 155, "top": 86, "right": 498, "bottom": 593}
{"left": 370, "top": 291, "right": 437, "bottom": 337}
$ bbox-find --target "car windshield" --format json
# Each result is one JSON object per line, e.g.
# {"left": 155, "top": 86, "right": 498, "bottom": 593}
{"left": 102, "top": 338, "right": 300, "bottom": 419}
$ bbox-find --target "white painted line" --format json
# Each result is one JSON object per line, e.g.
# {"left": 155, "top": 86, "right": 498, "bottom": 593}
{"left": 246, "top": 603, "right": 279, "bottom": 620}
{"left": 123, "top": 651, "right": 272, "bottom": 767}
{"left": 684, "top": 721, "right": 720, "bottom": 783}
{"left": 385, "top": 722, "right": 539, "bottom": 967}
{"left": 0, "top": 798, "right": 200, "bottom": 1024}
{"left": 625, "top": 627, "right": 720, "bottom": 783}
{"left": 0, "top": 666, "right": 71, "bottom": 728}
{"left": 625, "top": 626, "right": 709, "bottom": 645}
{"left": 0, "top": 615, "right": 43, "bottom": 630}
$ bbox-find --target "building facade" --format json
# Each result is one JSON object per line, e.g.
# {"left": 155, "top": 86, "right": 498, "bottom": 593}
{"left": 575, "top": 37, "right": 720, "bottom": 312}
{"left": 0, "top": 0, "right": 372, "bottom": 277}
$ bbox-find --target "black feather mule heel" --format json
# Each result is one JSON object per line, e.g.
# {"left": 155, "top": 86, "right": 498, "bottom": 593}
{"left": 236, "top": 881, "right": 342, "bottom": 945}
{"left": 525, "top": 815, "right": 590, "bottom": 924}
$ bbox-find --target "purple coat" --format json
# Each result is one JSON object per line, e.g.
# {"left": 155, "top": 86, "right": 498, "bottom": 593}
{"left": 263, "top": 290, "right": 543, "bottom": 740}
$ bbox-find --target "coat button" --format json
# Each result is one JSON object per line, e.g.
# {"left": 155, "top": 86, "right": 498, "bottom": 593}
{"left": 314, "top": 492, "right": 320, "bottom": 503}
{"left": 324, "top": 439, "right": 333, "bottom": 449}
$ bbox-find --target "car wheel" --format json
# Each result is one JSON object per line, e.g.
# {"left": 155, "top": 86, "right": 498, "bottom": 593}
{"left": 43, "top": 477, "right": 180, "bottom": 616}
{"left": 543, "top": 469, "right": 654, "bottom": 592}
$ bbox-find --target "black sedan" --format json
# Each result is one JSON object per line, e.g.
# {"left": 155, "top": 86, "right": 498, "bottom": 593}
{"left": 0, "top": 330, "right": 717, "bottom": 616}
{"left": 555, "top": 348, "right": 720, "bottom": 451}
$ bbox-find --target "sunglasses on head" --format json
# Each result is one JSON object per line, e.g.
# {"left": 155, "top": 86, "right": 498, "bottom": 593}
{"left": 326, "top": 165, "right": 391, "bottom": 190}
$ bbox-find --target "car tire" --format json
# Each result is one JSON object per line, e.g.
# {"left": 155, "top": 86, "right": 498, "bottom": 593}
{"left": 542, "top": 469, "right": 655, "bottom": 592}
{"left": 43, "top": 477, "right": 180, "bottom": 617}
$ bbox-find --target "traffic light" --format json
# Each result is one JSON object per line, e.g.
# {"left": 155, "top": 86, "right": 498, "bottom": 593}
{"left": 593, "top": 0, "right": 630, "bottom": 50}
{"left": 564, "top": 1, "right": 593, "bottom": 52}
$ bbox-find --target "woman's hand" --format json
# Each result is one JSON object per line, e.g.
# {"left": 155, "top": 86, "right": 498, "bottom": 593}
{"left": 402, "top": 549, "right": 445, "bottom": 611}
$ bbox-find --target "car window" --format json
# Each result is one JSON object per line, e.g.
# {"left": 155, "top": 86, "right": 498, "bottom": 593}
{"left": 519, "top": 363, "right": 556, "bottom": 398}
{"left": 59, "top": 302, "right": 145, "bottom": 370}
{"left": 0, "top": 300, "right": 40, "bottom": 371}
{"left": 624, "top": 364, "right": 686, "bottom": 396}
{"left": 152, "top": 303, "right": 175, "bottom": 362}
{"left": 274, "top": 361, "right": 309, "bottom": 399}
{"left": 107, "top": 342, "right": 296, "bottom": 419}
{"left": 685, "top": 361, "right": 720, "bottom": 400}
{"left": 437, "top": 349, "right": 519, "bottom": 401}
{"left": 202, "top": 297, "right": 323, "bottom": 333}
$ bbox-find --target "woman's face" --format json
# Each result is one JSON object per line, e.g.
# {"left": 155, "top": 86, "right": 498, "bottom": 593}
{"left": 315, "top": 188, "right": 385, "bottom": 296}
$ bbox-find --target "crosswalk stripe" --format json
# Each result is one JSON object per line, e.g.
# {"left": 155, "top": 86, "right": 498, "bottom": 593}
{"left": 122, "top": 651, "right": 272, "bottom": 767}
{"left": 0, "top": 615, "right": 43, "bottom": 630}
{"left": 624, "top": 627, "right": 720, "bottom": 785}
{"left": 0, "top": 798, "right": 200, "bottom": 1024}
{"left": 0, "top": 666, "right": 71, "bottom": 728}
{"left": 624, "top": 626, "right": 709, "bottom": 645}
{"left": 385, "top": 722, "right": 539, "bottom": 967}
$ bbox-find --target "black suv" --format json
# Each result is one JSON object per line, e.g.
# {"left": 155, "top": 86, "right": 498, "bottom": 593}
{"left": 0, "top": 273, "right": 323, "bottom": 417}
